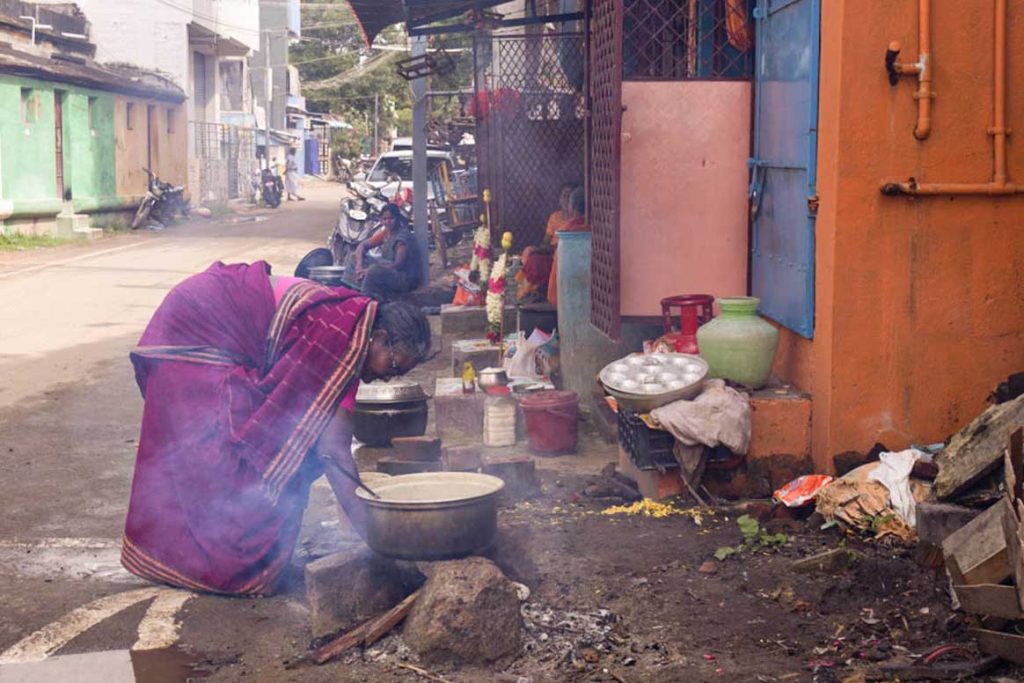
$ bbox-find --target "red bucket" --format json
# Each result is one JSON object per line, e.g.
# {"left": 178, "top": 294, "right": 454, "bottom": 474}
{"left": 520, "top": 390, "right": 580, "bottom": 455}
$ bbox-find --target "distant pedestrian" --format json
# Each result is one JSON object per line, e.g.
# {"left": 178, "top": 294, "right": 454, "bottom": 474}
{"left": 285, "top": 149, "right": 304, "bottom": 201}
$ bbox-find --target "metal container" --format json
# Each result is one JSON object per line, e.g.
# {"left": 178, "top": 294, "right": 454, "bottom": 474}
{"left": 356, "top": 379, "right": 430, "bottom": 404}
{"left": 356, "top": 472, "right": 505, "bottom": 561}
{"left": 308, "top": 265, "right": 353, "bottom": 287}
{"left": 599, "top": 353, "right": 709, "bottom": 412}
{"left": 352, "top": 401, "right": 428, "bottom": 446}
{"left": 477, "top": 367, "right": 509, "bottom": 389}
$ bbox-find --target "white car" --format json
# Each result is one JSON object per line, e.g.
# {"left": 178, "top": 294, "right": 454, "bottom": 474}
{"left": 390, "top": 137, "right": 451, "bottom": 153}
{"left": 366, "top": 149, "right": 455, "bottom": 202}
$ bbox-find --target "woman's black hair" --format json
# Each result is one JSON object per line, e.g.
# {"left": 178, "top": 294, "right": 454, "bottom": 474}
{"left": 372, "top": 301, "right": 431, "bottom": 362}
{"left": 381, "top": 203, "right": 409, "bottom": 227}
{"left": 569, "top": 186, "right": 585, "bottom": 215}
{"left": 295, "top": 248, "right": 335, "bottom": 278}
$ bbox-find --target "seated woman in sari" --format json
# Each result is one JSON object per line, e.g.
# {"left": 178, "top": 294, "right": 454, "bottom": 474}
{"left": 545, "top": 186, "right": 588, "bottom": 307}
{"left": 515, "top": 182, "right": 576, "bottom": 303}
{"left": 121, "top": 261, "right": 431, "bottom": 595}
{"left": 349, "top": 203, "right": 424, "bottom": 302}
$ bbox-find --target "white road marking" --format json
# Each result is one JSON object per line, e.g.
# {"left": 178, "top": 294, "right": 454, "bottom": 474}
{"left": 0, "top": 241, "right": 153, "bottom": 280}
{"left": 0, "top": 588, "right": 162, "bottom": 663}
{"left": 133, "top": 590, "right": 194, "bottom": 651}
{"left": 0, "top": 538, "right": 119, "bottom": 550}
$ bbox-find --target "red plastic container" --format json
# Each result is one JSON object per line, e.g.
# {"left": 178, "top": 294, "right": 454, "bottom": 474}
{"left": 659, "top": 294, "right": 715, "bottom": 354}
{"left": 519, "top": 390, "right": 580, "bottom": 455}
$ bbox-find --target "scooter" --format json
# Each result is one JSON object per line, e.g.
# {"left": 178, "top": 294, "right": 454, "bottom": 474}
{"left": 131, "top": 168, "right": 190, "bottom": 230}
{"left": 260, "top": 167, "right": 284, "bottom": 208}
{"left": 329, "top": 181, "right": 388, "bottom": 265}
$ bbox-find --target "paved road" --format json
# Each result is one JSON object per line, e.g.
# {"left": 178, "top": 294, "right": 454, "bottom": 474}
{"left": 0, "top": 182, "right": 368, "bottom": 681}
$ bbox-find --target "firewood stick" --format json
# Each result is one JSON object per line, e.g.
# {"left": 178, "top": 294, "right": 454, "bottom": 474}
{"left": 397, "top": 662, "right": 453, "bottom": 683}
{"left": 313, "top": 589, "right": 421, "bottom": 665}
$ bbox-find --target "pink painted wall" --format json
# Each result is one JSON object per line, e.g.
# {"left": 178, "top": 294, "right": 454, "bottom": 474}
{"left": 618, "top": 81, "right": 751, "bottom": 316}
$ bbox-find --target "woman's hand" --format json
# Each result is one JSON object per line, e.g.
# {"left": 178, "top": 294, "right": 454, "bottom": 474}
{"left": 315, "top": 409, "right": 369, "bottom": 539}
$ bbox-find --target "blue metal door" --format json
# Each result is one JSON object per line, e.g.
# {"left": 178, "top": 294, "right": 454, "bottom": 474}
{"left": 749, "top": 0, "right": 820, "bottom": 338}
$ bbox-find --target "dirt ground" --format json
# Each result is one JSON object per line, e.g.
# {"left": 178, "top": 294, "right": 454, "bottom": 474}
{"left": 1, "top": 182, "right": 1020, "bottom": 682}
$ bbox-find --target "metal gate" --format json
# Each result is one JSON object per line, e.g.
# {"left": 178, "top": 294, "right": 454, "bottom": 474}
{"left": 748, "top": 0, "right": 820, "bottom": 338}
{"left": 474, "top": 32, "right": 586, "bottom": 249}
{"left": 588, "top": 0, "right": 624, "bottom": 339}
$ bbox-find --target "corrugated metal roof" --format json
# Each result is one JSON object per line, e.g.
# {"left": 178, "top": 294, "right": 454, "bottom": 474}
{"left": 0, "top": 43, "right": 186, "bottom": 101}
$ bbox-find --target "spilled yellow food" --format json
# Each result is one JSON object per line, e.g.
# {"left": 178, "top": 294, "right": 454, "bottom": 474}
{"left": 600, "top": 499, "right": 709, "bottom": 525}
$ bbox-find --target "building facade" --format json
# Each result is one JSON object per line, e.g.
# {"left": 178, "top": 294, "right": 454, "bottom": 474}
{"left": 0, "top": 4, "right": 185, "bottom": 235}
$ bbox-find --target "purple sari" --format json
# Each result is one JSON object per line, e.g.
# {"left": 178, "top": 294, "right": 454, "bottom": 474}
{"left": 122, "top": 261, "right": 376, "bottom": 595}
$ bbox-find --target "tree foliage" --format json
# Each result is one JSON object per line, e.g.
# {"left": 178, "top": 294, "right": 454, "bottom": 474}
{"left": 291, "top": 1, "right": 476, "bottom": 156}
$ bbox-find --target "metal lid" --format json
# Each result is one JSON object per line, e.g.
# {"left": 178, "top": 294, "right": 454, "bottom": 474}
{"left": 356, "top": 379, "right": 429, "bottom": 404}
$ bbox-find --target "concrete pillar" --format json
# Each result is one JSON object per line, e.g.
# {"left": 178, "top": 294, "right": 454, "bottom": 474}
{"left": 410, "top": 36, "right": 430, "bottom": 283}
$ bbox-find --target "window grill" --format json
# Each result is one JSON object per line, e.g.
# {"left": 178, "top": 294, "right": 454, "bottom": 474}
{"left": 623, "top": 0, "right": 753, "bottom": 80}
{"left": 474, "top": 32, "right": 586, "bottom": 249}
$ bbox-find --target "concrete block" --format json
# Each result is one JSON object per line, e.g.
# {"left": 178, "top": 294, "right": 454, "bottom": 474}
{"left": 391, "top": 436, "right": 442, "bottom": 462}
{"left": 441, "top": 304, "right": 516, "bottom": 338}
{"left": 304, "top": 548, "right": 409, "bottom": 638}
{"left": 451, "top": 338, "right": 502, "bottom": 378}
{"left": 482, "top": 454, "right": 540, "bottom": 502}
{"left": 917, "top": 502, "right": 983, "bottom": 546}
{"left": 749, "top": 387, "right": 812, "bottom": 462}
{"left": 443, "top": 445, "right": 482, "bottom": 472}
{"left": 435, "top": 377, "right": 485, "bottom": 442}
{"left": 376, "top": 458, "right": 442, "bottom": 475}
{"left": 617, "top": 446, "right": 685, "bottom": 501}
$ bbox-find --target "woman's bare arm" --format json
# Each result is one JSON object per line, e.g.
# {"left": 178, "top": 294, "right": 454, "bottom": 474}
{"left": 314, "top": 407, "right": 368, "bottom": 538}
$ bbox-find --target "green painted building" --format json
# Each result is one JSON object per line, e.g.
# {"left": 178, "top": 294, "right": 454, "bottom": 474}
{"left": 0, "top": 42, "right": 184, "bottom": 235}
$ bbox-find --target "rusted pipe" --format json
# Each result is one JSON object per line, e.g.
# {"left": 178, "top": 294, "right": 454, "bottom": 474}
{"left": 992, "top": 0, "right": 1008, "bottom": 184}
{"left": 913, "top": 0, "right": 933, "bottom": 140}
{"left": 881, "top": 0, "right": 1022, "bottom": 197}
{"left": 885, "top": 0, "right": 933, "bottom": 139}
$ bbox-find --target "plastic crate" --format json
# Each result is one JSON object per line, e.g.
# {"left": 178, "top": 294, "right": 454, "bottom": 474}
{"left": 617, "top": 410, "right": 677, "bottom": 471}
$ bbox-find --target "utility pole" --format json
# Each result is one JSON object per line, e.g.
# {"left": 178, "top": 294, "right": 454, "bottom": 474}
{"left": 373, "top": 93, "right": 379, "bottom": 155}
{"left": 264, "top": 30, "right": 272, "bottom": 170}
{"left": 410, "top": 36, "right": 430, "bottom": 284}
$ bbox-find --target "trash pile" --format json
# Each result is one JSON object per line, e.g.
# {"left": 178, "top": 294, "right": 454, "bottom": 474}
{"left": 778, "top": 392, "right": 1024, "bottom": 668}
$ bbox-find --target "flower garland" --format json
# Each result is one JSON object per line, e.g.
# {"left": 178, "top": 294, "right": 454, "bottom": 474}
{"left": 469, "top": 224, "right": 492, "bottom": 285}
{"left": 485, "top": 232, "right": 514, "bottom": 344}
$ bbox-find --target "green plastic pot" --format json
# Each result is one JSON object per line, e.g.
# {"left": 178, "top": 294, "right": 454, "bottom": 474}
{"left": 696, "top": 297, "right": 779, "bottom": 389}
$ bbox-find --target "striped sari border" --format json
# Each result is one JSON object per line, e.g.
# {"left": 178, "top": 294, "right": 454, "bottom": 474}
{"left": 262, "top": 300, "right": 377, "bottom": 502}
{"left": 264, "top": 282, "right": 323, "bottom": 370}
{"left": 131, "top": 345, "right": 244, "bottom": 367}
{"left": 121, "top": 536, "right": 213, "bottom": 593}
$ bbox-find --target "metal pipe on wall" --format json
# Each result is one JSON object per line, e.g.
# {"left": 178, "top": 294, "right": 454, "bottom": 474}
{"left": 885, "top": 0, "right": 933, "bottom": 140}
{"left": 881, "top": 0, "right": 1023, "bottom": 197}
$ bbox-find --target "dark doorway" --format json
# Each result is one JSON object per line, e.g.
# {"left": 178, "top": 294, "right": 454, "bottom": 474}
{"left": 54, "top": 90, "right": 66, "bottom": 200}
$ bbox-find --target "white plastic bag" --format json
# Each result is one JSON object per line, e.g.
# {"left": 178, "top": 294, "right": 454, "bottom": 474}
{"left": 503, "top": 332, "right": 543, "bottom": 379}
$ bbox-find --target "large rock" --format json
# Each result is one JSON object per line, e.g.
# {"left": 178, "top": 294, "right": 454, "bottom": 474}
{"left": 304, "top": 548, "right": 411, "bottom": 638}
{"left": 403, "top": 557, "right": 523, "bottom": 664}
{"left": 934, "top": 394, "right": 1024, "bottom": 500}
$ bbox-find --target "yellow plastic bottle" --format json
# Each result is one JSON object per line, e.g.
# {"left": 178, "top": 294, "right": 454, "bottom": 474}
{"left": 461, "top": 361, "right": 477, "bottom": 394}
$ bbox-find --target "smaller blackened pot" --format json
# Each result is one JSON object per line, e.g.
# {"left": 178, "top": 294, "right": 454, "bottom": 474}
{"left": 352, "top": 400, "right": 428, "bottom": 446}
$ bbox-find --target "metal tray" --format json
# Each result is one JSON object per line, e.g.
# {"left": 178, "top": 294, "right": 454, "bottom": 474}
{"left": 599, "top": 353, "right": 708, "bottom": 412}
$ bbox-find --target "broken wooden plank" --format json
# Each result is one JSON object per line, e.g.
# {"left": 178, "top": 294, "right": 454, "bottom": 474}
{"left": 971, "top": 628, "right": 1024, "bottom": 665}
{"left": 933, "top": 394, "right": 1024, "bottom": 500}
{"left": 870, "top": 655, "right": 999, "bottom": 681}
{"left": 942, "top": 501, "right": 1010, "bottom": 585}
{"left": 1000, "top": 496, "right": 1024, "bottom": 612}
{"left": 313, "top": 589, "right": 421, "bottom": 665}
{"left": 954, "top": 584, "right": 1024, "bottom": 619}
{"left": 1007, "top": 427, "right": 1023, "bottom": 502}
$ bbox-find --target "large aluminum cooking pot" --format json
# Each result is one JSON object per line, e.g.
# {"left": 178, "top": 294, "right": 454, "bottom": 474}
{"left": 355, "top": 472, "right": 505, "bottom": 561}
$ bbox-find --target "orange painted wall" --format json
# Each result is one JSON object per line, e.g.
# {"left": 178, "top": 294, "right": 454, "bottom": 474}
{"left": 618, "top": 81, "right": 751, "bottom": 316}
{"left": 775, "top": 0, "right": 1024, "bottom": 470}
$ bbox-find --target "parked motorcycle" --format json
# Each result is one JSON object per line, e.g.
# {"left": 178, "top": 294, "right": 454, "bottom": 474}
{"left": 329, "top": 181, "right": 387, "bottom": 265}
{"left": 131, "top": 168, "right": 189, "bottom": 230}
{"left": 260, "top": 167, "right": 284, "bottom": 208}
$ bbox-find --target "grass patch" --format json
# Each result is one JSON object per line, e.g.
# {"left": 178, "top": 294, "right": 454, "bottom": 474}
{"left": 204, "top": 203, "right": 234, "bottom": 218}
{"left": 0, "top": 233, "right": 70, "bottom": 252}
